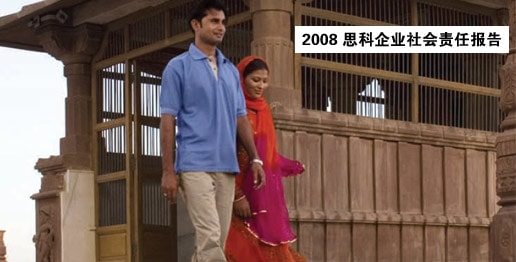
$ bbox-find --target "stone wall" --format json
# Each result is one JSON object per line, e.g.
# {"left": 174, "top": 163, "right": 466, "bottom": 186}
{"left": 274, "top": 108, "right": 497, "bottom": 261}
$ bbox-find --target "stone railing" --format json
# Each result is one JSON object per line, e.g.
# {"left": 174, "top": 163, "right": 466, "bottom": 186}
{"left": 273, "top": 107, "right": 497, "bottom": 261}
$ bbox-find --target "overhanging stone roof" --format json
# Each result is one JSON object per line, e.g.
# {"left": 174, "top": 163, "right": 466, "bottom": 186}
{"left": 0, "top": 0, "right": 506, "bottom": 53}
{"left": 0, "top": 0, "right": 85, "bottom": 51}
{"left": 0, "top": 0, "right": 170, "bottom": 52}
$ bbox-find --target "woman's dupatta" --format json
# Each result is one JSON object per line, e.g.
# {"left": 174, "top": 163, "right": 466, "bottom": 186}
{"left": 236, "top": 56, "right": 304, "bottom": 245}
{"left": 237, "top": 56, "right": 278, "bottom": 169}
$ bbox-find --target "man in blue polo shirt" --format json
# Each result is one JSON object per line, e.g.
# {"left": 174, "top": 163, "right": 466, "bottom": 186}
{"left": 160, "top": 0, "right": 265, "bottom": 261}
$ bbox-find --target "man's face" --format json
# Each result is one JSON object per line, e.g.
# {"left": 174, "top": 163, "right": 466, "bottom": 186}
{"left": 192, "top": 8, "right": 226, "bottom": 46}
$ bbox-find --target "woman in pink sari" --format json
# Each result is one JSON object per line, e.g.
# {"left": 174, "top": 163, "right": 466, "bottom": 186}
{"left": 225, "top": 56, "right": 306, "bottom": 262}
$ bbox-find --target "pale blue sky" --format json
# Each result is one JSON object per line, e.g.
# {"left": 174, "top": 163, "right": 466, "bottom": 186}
{"left": 0, "top": 1, "right": 66, "bottom": 261}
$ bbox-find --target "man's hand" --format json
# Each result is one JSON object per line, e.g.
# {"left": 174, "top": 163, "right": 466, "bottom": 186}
{"left": 161, "top": 171, "right": 178, "bottom": 203}
{"left": 233, "top": 197, "right": 252, "bottom": 218}
{"left": 250, "top": 163, "right": 265, "bottom": 189}
{"left": 160, "top": 114, "right": 177, "bottom": 203}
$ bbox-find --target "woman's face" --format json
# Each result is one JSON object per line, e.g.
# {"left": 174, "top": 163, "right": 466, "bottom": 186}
{"left": 244, "top": 69, "right": 269, "bottom": 100}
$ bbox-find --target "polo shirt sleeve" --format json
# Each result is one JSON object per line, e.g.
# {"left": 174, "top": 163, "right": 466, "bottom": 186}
{"left": 232, "top": 67, "right": 247, "bottom": 117}
{"left": 236, "top": 82, "right": 247, "bottom": 117}
{"left": 160, "top": 60, "right": 182, "bottom": 116}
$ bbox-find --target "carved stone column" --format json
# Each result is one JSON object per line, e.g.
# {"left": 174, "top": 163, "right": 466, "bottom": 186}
{"left": 0, "top": 230, "right": 6, "bottom": 262}
{"left": 33, "top": 20, "right": 103, "bottom": 169}
{"left": 492, "top": 3, "right": 516, "bottom": 261}
{"left": 28, "top": 11, "right": 103, "bottom": 262}
{"left": 249, "top": 0, "right": 300, "bottom": 109}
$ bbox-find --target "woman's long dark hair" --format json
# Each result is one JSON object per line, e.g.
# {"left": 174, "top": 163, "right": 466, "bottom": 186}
{"left": 243, "top": 59, "right": 269, "bottom": 78}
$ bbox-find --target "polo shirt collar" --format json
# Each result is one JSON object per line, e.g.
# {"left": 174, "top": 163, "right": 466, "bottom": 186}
{"left": 188, "top": 43, "right": 228, "bottom": 64}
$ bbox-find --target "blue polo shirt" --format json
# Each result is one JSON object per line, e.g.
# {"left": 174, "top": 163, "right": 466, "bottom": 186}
{"left": 160, "top": 43, "right": 246, "bottom": 173}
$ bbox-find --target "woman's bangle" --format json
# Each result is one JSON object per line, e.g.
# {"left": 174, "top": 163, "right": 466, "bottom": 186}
{"left": 250, "top": 158, "right": 263, "bottom": 166}
{"left": 234, "top": 195, "right": 246, "bottom": 202}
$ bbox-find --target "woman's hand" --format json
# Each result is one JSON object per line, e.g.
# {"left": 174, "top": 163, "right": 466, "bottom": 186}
{"left": 233, "top": 197, "right": 252, "bottom": 218}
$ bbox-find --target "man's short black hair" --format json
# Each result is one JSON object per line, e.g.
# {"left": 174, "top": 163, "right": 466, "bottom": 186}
{"left": 189, "top": 0, "right": 228, "bottom": 31}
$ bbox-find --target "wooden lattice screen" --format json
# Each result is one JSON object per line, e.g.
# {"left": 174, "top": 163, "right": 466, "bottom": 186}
{"left": 296, "top": 0, "right": 505, "bottom": 132}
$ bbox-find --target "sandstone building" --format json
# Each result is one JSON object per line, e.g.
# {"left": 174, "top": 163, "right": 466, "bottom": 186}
{"left": 0, "top": 0, "right": 513, "bottom": 261}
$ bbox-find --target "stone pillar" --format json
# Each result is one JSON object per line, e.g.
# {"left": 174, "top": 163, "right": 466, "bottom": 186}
{"left": 492, "top": 2, "right": 516, "bottom": 261}
{"left": 0, "top": 230, "right": 6, "bottom": 262}
{"left": 28, "top": 11, "right": 103, "bottom": 262}
{"left": 249, "top": 0, "right": 300, "bottom": 110}
{"left": 34, "top": 21, "right": 103, "bottom": 169}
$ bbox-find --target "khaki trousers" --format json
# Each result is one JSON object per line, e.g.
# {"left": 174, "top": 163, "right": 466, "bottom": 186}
{"left": 180, "top": 171, "right": 235, "bottom": 262}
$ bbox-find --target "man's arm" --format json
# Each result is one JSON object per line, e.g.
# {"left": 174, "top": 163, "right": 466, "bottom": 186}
{"left": 161, "top": 114, "right": 178, "bottom": 202}
{"left": 236, "top": 116, "right": 265, "bottom": 189}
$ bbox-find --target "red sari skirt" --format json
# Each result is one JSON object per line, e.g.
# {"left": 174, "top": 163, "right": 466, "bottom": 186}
{"left": 225, "top": 215, "right": 306, "bottom": 262}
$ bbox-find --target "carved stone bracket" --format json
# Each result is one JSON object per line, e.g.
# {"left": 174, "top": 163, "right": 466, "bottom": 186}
{"left": 31, "top": 17, "right": 103, "bottom": 64}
